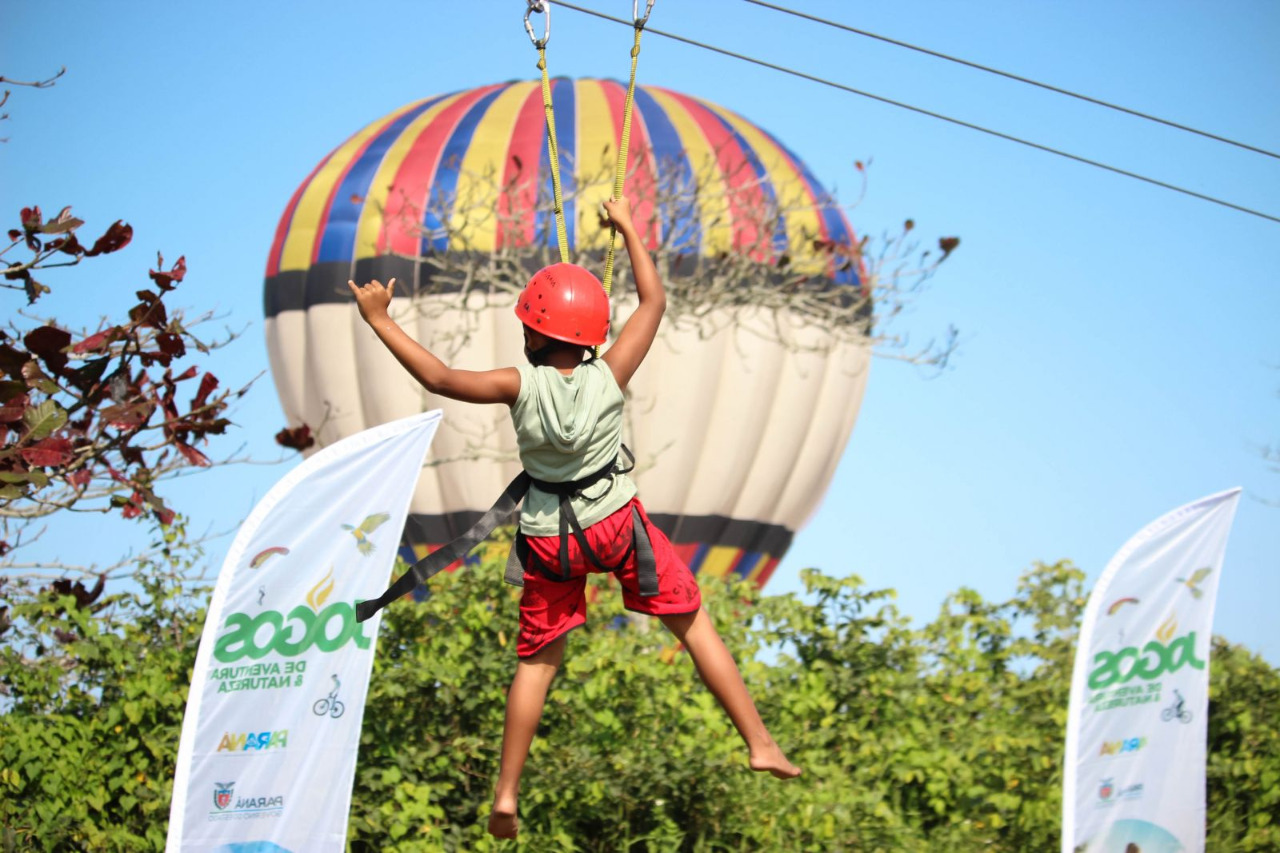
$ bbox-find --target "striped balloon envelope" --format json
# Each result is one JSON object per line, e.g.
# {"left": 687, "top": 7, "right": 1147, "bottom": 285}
{"left": 264, "top": 78, "right": 871, "bottom": 589}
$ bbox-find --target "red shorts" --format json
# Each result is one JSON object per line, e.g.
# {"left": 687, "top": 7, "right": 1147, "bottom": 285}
{"left": 516, "top": 498, "right": 701, "bottom": 657}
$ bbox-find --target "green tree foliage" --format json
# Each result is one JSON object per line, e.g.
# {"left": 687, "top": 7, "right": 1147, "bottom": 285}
{"left": 1, "top": 557, "right": 1277, "bottom": 851}
{"left": 0, "top": 523, "right": 204, "bottom": 851}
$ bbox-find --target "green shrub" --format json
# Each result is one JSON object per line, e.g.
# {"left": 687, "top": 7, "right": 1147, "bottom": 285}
{"left": 2, "top": 557, "right": 1277, "bottom": 852}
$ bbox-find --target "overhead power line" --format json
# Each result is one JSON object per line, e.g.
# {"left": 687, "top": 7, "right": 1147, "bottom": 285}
{"left": 553, "top": 1, "right": 1280, "bottom": 226}
{"left": 742, "top": 0, "right": 1280, "bottom": 161}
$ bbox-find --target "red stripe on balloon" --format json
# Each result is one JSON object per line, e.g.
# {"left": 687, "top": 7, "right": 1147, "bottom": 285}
{"left": 632, "top": 85, "right": 661, "bottom": 250}
{"left": 378, "top": 85, "right": 505, "bottom": 258}
{"left": 661, "top": 89, "right": 771, "bottom": 262}
{"left": 724, "top": 548, "right": 750, "bottom": 578}
{"left": 497, "top": 84, "right": 548, "bottom": 250}
{"left": 599, "top": 80, "right": 660, "bottom": 249}
{"left": 752, "top": 556, "right": 782, "bottom": 589}
{"left": 670, "top": 542, "right": 700, "bottom": 570}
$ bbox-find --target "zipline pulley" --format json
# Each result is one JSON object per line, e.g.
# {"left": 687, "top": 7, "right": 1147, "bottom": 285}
{"left": 633, "top": 0, "right": 655, "bottom": 28}
{"left": 524, "top": 0, "right": 550, "bottom": 48}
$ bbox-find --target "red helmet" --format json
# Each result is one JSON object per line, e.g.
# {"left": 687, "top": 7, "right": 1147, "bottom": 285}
{"left": 514, "top": 263, "right": 609, "bottom": 346}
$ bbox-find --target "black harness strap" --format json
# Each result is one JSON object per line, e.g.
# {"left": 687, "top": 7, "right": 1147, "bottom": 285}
{"left": 355, "top": 472, "right": 532, "bottom": 623}
{"left": 357, "top": 447, "right": 658, "bottom": 623}
{"left": 630, "top": 505, "right": 659, "bottom": 597}
{"left": 504, "top": 534, "right": 528, "bottom": 587}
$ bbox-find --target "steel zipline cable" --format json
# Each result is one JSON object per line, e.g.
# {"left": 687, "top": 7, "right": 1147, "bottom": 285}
{"left": 742, "top": 0, "right": 1280, "bottom": 162}
{"left": 552, "top": 1, "right": 1280, "bottom": 226}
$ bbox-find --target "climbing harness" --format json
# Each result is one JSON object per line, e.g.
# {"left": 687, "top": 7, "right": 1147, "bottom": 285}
{"left": 503, "top": 445, "right": 658, "bottom": 597}
{"left": 355, "top": 447, "right": 656, "bottom": 623}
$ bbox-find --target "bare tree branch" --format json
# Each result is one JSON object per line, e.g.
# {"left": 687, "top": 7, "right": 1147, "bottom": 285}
{"left": 0, "top": 67, "right": 66, "bottom": 89}
{"left": 370, "top": 147, "right": 958, "bottom": 367}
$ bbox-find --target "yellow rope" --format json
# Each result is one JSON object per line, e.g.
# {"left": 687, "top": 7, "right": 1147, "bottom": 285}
{"left": 537, "top": 48, "right": 571, "bottom": 264}
{"left": 600, "top": 25, "right": 645, "bottom": 299}
{"left": 529, "top": 3, "right": 649, "bottom": 354}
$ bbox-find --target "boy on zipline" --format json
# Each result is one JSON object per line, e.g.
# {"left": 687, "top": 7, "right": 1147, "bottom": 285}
{"left": 348, "top": 196, "right": 800, "bottom": 840}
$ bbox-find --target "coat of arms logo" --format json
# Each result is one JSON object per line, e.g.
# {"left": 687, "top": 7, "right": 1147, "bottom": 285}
{"left": 213, "top": 781, "right": 234, "bottom": 811}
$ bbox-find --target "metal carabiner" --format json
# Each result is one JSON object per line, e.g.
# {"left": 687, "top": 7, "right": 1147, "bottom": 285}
{"left": 633, "top": 0, "right": 654, "bottom": 28}
{"left": 524, "top": 0, "right": 551, "bottom": 48}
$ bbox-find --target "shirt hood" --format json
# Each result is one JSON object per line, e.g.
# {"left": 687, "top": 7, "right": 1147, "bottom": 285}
{"left": 523, "top": 362, "right": 606, "bottom": 454}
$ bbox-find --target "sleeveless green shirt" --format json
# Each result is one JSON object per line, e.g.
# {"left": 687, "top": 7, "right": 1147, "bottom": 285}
{"left": 511, "top": 359, "right": 637, "bottom": 536}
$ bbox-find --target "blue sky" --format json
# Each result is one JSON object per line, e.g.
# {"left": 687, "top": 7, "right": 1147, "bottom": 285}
{"left": 4, "top": 1, "right": 1278, "bottom": 661}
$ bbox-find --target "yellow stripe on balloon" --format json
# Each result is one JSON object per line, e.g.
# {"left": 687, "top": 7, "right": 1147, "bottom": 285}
{"left": 354, "top": 92, "right": 470, "bottom": 261}
{"left": 644, "top": 88, "right": 734, "bottom": 257}
{"left": 446, "top": 82, "right": 536, "bottom": 254}
{"left": 574, "top": 79, "right": 618, "bottom": 252}
{"left": 278, "top": 100, "right": 424, "bottom": 272}
{"left": 698, "top": 545, "right": 741, "bottom": 580}
{"left": 700, "top": 101, "right": 824, "bottom": 274}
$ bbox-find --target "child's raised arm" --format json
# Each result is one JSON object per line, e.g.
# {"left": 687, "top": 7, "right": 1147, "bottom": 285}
{"left": 348, "top": 278, "right": 520, "bottom": 406}
{"left": 600, "top": 197, "right": 666, "bottom": 392}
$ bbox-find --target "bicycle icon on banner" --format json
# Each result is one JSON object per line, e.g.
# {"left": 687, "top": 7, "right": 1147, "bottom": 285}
{"left": 313, "top": 674, "right": 345, "bottom": 719}
{"left": 1161, "top": 688, "right": 1193, "bottom": 724}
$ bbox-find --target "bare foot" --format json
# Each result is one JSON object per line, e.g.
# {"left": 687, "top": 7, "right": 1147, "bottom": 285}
{"left": 488, "top": 797, "right": 518, "bottom": 839}
{"left": 749, "top": 742, "right": 803, "bottom": 779}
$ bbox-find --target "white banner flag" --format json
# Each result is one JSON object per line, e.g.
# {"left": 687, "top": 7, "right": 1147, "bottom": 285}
{"left": 1062, "top": 487, "right": 1241, "bottom": 853}
{"left": 167, "top": 411, "right": 441, "bottom": 852}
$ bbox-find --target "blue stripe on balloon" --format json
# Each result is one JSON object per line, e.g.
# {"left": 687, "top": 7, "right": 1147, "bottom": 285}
{"left": 632, "top": 87, "right": 701, "bottom": 254}
{"left": 316, "top": 96, "right": 446, "bottom": 264}
{"left": 553, "top": 78, "right": 576, "bottom": 250}
{"left": 534, "top": 80, "right": 579, "bottom": 251}
{"left": 396, "top": 543, "right": 418, "bottom": 566}
{"left": 422, "top": 86, "right": 507, "bottom": 254}
{"left": 763, "top": 130, "right": 860, "bottom": 286}
{"left": 733, "top": 550, "right": 764, "bottom": 579}
{"left": 688, "top": 541, "right": 711, "bottom": 573}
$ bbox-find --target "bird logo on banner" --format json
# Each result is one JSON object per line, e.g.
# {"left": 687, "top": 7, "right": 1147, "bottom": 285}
{"left": 1175, "top": 567, "right": 1213, "bottom": 600}
{"left": 342, "top": 512, "right": 391, "bottom": 556}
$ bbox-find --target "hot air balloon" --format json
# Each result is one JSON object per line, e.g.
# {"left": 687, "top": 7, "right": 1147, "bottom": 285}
{"left": 263, "top": 78, "right": 870, "bottom": 589}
